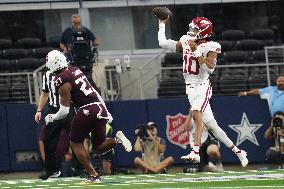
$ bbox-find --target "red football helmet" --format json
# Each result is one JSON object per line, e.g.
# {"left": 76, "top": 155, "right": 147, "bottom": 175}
{"left": 187, "top": 17, "right": 213, "bottom": 40}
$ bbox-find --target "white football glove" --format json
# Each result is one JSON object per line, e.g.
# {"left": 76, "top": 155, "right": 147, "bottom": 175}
{"left": 45, "top": 114, "right": 55, "bottom": 124}
{"left": 107, "top": 112, "right": 113, "bottom": 123}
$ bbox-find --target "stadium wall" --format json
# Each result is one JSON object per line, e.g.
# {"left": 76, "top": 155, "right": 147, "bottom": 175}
{"left": 0, "top": 96, "right": 272, "bottom": 171}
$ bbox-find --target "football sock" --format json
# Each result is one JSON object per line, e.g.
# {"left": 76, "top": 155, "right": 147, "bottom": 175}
{"left": 193, "top": 144, "right": 200, "bottom": 153}
{"left": 232, "top": 146, "right": 241, "bottom": 153}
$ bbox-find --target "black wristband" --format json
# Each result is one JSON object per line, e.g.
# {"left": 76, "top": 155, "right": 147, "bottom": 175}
{"left": 37, "top": 110, "right": 42, "bottom": 112}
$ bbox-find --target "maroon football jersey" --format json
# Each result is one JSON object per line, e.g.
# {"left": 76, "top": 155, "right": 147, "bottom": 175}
{"left": 54, "top": 66, "right": 100, "bottom": 108}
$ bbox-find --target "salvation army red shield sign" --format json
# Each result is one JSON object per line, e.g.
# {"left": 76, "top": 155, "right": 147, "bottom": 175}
{"left": 166, "top": 113, "right": 189, "bottom": 149}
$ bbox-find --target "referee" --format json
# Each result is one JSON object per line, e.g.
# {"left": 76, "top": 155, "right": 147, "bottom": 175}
{"left": 34, "top": 70, "right": 73, "bottom": 180}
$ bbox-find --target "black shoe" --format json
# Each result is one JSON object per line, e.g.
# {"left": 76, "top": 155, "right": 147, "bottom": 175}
{"left": 39, "top": 171, "right": 61, "bottom": 180}
{"left": 84, "top": 175, "right": 102, "bottom": 183}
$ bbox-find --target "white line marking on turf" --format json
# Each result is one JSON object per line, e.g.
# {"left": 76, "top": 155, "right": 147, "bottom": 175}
{"left": 261, "top": 170, "right": 277, "bottom": 173}
{"left": 121, "top": 176, "right": 137, "bottom": 179}
{"left": 203, "top": 172, "right": 222, "bottom": 174}
{"left": 112, "top": 184, "right": 130, "bottom": 186}
{"left": 102, "top": 177, "right": 115, "bottom": 180}
{"left": 58, "top": 183, "right": 69, "bottom": 186}
{"left": 161, "top": 174, "right": 177, "bottom": 177}
{"left": 18, "top": 186, "right": 33, "bottom": 188}
{"left": 36, "top": 184, "right": 50, "bottom": 187}
{"left": 131, "top": 183, "right": 149, "bottom": 185}
{"left": 4, "top": 181, "right": 17, "bottom": 184}
{"left": 1, "top": 187, "right": 11, "bottom": 189}
{"left": 84, "top": 185, "right": 106, "bottom": 187}
{"left": 68, "top": 186, "right": 82, "bottom": 188}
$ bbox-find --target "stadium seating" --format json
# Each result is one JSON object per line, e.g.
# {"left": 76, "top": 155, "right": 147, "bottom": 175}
{"left": 222, "top": 30, "right": 245, "bottom": 41}
{"left": 251, "top": 29, "right": 275, "bottom": 46}
{"left": 219, "top": 68, "right": 248, "bottom": 95}
{"left": 218, "top": 40, "right": 233, "bottom": 52}
{"left": 0, "top": 39, "right": 12, "bottom": 50}
{"left": 17, "top": 37, "right": 42, "bottom": 49}
{"left": 236, "top": 39, "right": 263, "bottom": 51}
{"left": 3, "top": 48, "right": 28, "bottom": 59}
{"left": 223, "top": 50, "right": 247, "bottom": 64}
{"left": 47, "top": 36, "right": 61, "bottom": 48}
{"left": 32, "top": 47, "right": 54, "bottom": 59}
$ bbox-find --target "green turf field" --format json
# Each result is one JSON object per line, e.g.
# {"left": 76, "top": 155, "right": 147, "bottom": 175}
{"left": 0, "top": 169, "right": 284, "bottom": 189}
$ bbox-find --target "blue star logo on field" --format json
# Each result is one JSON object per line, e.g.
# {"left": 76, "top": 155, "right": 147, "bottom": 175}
{"left": 228, "top": 113, "right": 262, "bottom": 146}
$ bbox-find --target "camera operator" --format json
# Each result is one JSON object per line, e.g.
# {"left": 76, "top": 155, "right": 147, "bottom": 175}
{"left": 264, "top": 111, "right": 284, "bottom": 166}
{"left": 133, "top": 122, "right": 174, "bottom": 173}
{"left": 60, "top": 14, "right": 99, "bottom": 90}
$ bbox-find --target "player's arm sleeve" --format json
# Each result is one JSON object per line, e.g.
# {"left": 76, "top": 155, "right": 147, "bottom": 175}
{"left": 52, "top": 83, "right": 72, "bottom": 121}
{"left": 158, "top": 22, "right": 177, "bottom": 51}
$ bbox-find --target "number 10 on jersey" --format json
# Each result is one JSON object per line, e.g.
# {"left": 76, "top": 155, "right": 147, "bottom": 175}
{"left": 183, "top": 55, "right": 200, "bottom": 75}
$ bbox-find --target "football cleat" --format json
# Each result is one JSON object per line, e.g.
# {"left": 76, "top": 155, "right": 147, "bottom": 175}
{"left": 39, "top": 171, "right": 61, "bottom": 180}
{"left": 236, "top": 150, "right": 249, "bottom": 167}
{"left": 116, "top": 131, "right": 132, "bottom": 152}
{"left": 84, "top": 175, "right": 102, "bottom": 183}
{"left": 181, "top": 150, "right": 200, "bottom": 163}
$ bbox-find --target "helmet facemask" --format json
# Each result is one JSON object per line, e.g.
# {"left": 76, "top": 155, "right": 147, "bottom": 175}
{"left": 187, "top": 23, "right": 199, "bottom": 40}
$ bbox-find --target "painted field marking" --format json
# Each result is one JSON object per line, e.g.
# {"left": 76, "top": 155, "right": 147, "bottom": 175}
{"left": 131, "top": 182, "right": 149, "bottom": 185}
{"left": 142, "top": 175, "right": 157, "bottom": 178}
{"left": 4, "top": 181, "right": 17, "bottom": 184}
{"left": 112, "top": 183, "right": 130, "bottom": 186}
{"left": 203, "top": 172, "right": 222, "bottom": 175}
{"left": 1, "top": 187, "right": 11, "bottom": 189}
{"left": 49, "top": 187, "right": 64, "bottom": 189}
{"left": 102, "top": 177, "right": 115, "bottom": 180}
{"left": 58, "top": 183, "right": 69, "bottom": 186}
{"left": 121, "top": 176, "right": 137, "bottom": 179}
{"left": 84, "top": 185, "right": 106, "bottom": 187}
{"left": 36, "top": 184, "right": 50, "bottom": 187}
{"left": 160, "top": 174, "right": 177, "bottom": 177}
{"left": 18, "top": 185, "right": 34, "bottom": 188}
{"left": 261, "top": 170, "right": 278, "bottom": 173}
{"left": 68, "top": 186, "right": 82, "bottom": 188}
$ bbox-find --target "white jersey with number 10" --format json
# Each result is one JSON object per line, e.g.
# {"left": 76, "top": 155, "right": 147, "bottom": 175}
{"left": 180, "top": 35, "right": 220, "bottom": 85}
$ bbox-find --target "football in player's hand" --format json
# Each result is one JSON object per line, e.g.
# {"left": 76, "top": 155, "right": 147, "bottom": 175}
{"left": 153, "top": 7, "right": 172, "bottom": 20}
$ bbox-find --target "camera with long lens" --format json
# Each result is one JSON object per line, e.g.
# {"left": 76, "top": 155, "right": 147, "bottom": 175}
{"left": 135, "top": 124, "right": 149, "bottom": 139}
{"left": 70, "top": 26, "right": 96, "bottom": 73}
{"left": 272, "top": 117, "right": 283, "bottom": 128}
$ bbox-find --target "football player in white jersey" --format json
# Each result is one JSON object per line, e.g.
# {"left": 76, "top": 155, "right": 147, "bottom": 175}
{"left": 157, "top": 16, "right": 248, "bottom": 167}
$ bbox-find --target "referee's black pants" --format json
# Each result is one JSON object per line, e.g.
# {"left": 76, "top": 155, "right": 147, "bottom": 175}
{"left": 44, "top": 110, "right": 72, "bottom": 173}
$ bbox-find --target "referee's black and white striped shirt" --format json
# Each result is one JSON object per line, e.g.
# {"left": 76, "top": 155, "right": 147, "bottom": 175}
{"left": 42, "top": 71, "right": 60, "bottom": 109}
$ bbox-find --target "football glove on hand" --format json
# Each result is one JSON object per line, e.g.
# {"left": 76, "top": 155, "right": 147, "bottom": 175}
{"left": 45, "top": 114, "right": 55, "bottom": 124}
{"left": 107, "top": 112, "right": 113, "bottom": 123}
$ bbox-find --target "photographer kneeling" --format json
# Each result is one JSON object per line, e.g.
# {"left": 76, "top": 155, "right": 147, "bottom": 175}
{"left": 134, "top": 122, "right": 174, "bottom": 173}
{"left": 264, "top": 111, "right": 284, "bottom": 166}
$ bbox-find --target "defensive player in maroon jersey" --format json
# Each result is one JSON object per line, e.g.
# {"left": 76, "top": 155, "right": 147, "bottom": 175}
{"left": 44, "top": 50, "right": 132, "bottom": 183}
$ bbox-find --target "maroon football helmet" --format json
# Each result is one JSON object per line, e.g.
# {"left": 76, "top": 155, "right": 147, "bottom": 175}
{"left": 187, "top": 17, "right": 213, "bottom": 40}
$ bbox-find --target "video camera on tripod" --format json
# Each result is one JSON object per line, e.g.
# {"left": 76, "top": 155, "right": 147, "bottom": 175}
{"left": 70, "top": 26, "right": 97, "bottom": 73}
